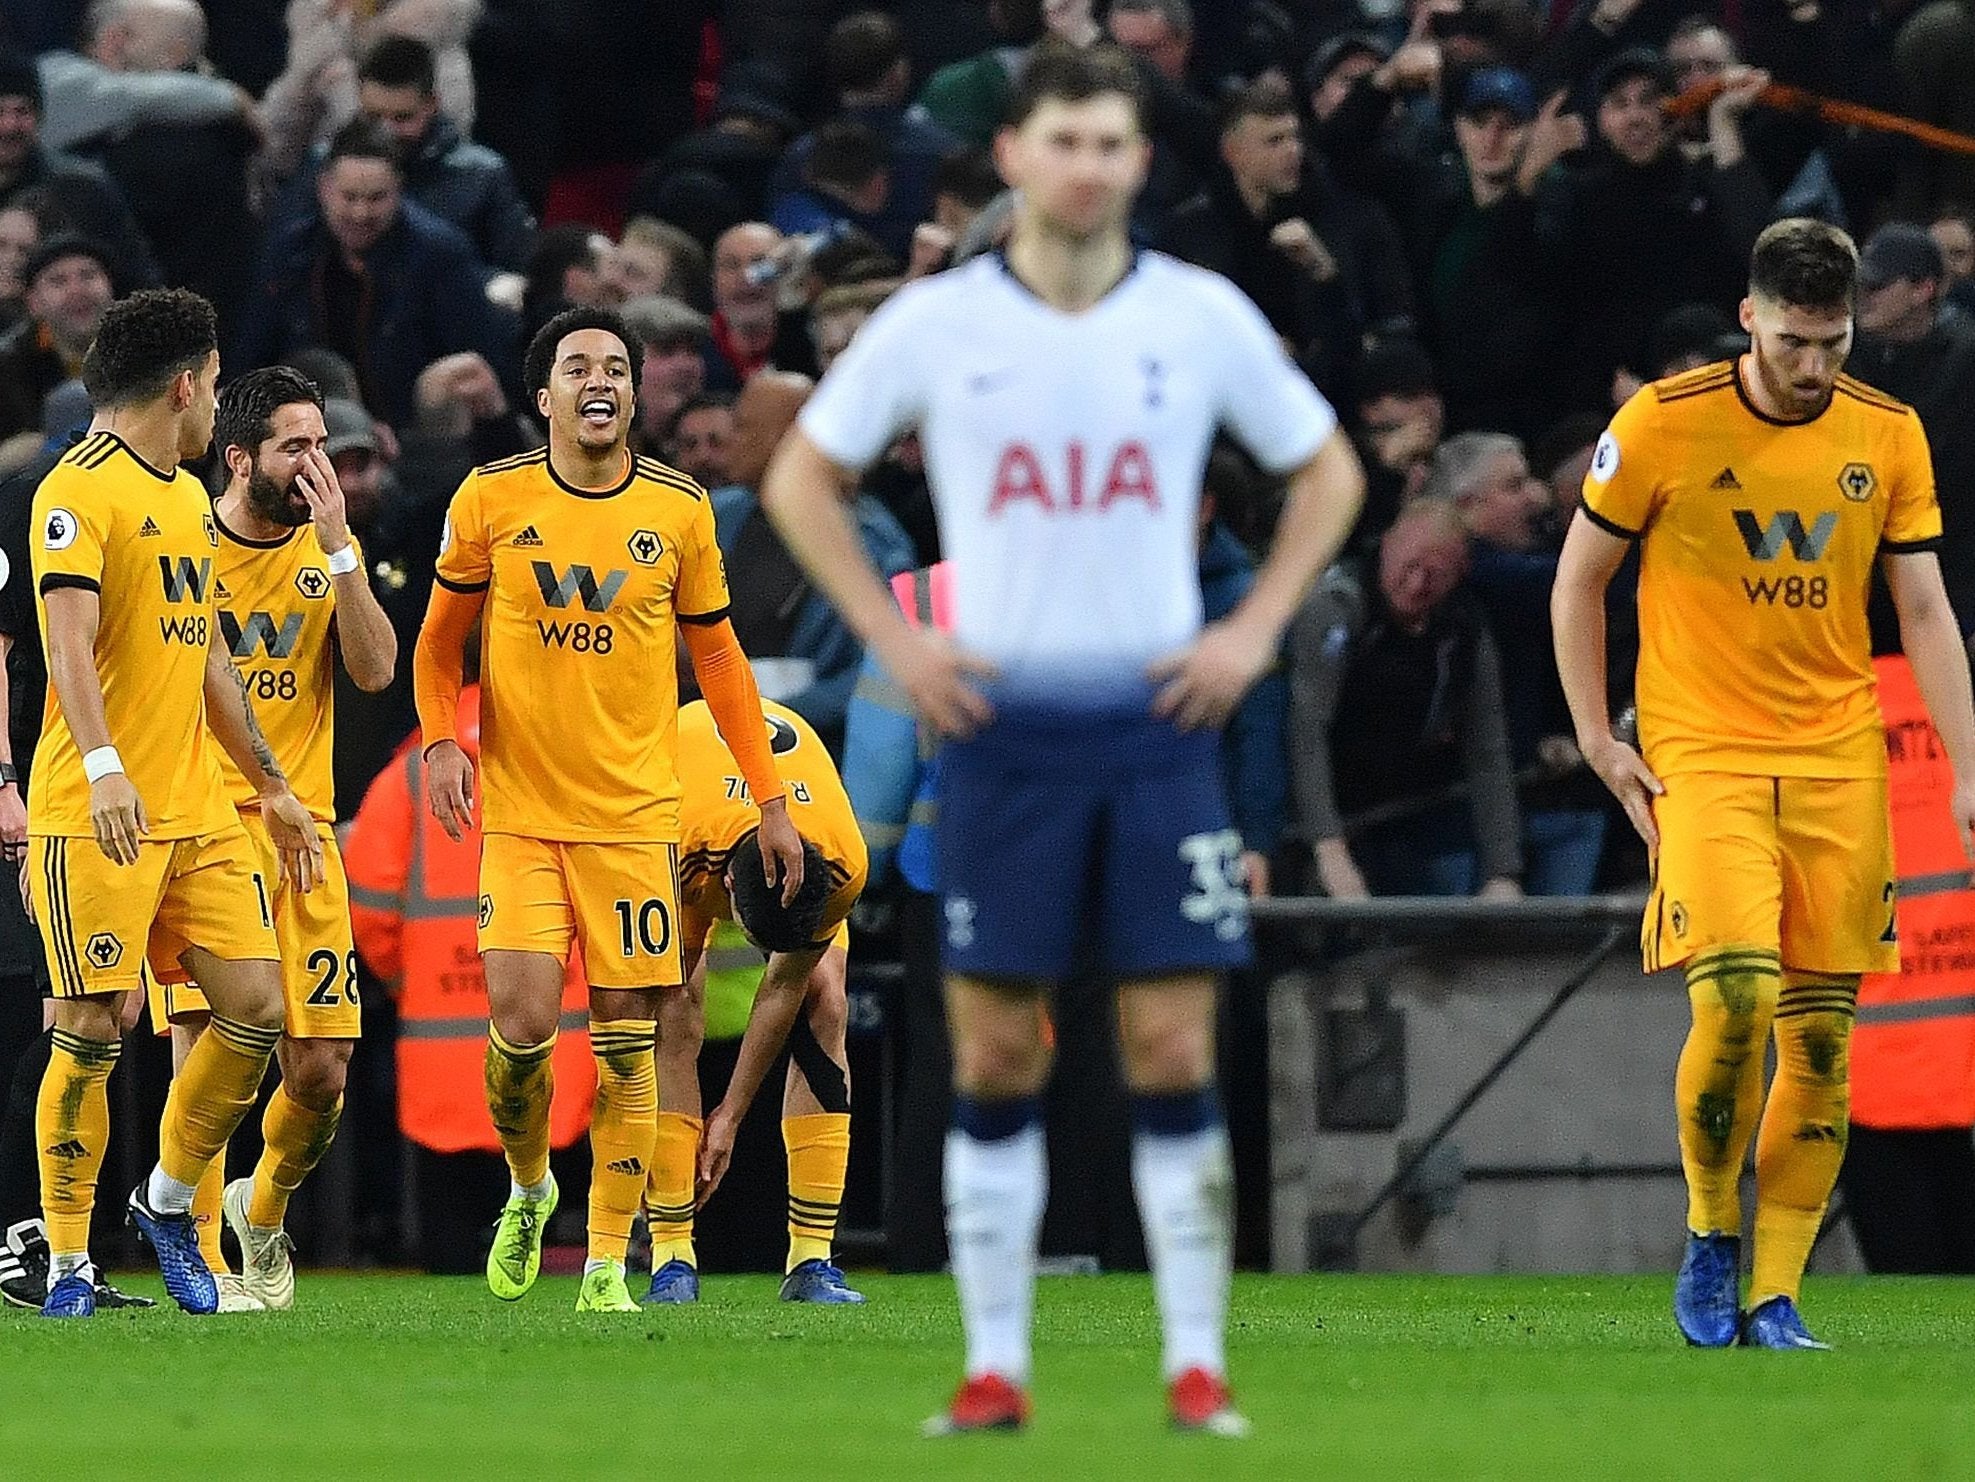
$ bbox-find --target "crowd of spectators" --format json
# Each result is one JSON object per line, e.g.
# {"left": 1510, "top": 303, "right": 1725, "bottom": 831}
{"left": 4, "top": 0, "right": 1975, "bottom": 915}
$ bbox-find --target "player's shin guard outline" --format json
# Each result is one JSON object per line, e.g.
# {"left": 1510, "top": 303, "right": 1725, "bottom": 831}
{"left": 160, "top": 1016, "right": 282, "bottom": 1191}
{"left": 646, "top": 1110, "right": 701, "bottom": 1268}
{"left": 1751, "top": 972, "right": 1856, "bottom": 1305}
{"left": 1677, "top": 946, "right": 1780, "bottom": 1234}
{"left": 1130, "top": 1086, "right": 1233, "bottom": 1382}
{"left": 249, "top": 1083, "right": 344, "bottom": 1230}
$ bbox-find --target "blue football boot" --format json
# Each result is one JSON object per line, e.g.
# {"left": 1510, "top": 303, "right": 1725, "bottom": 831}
{"left": 779, "top": 1259, "right": 866, "bottom": 1304}
{"left": 641, "top": 1258, "right": 700, "bottom": 1304}
{"left": 127, "top": 1182, "right": 217, "bottom": 1315}
{"left": 1740, "top": 1296, "right": 1831, "bottom": 1350}
{"left": 1674, "top": 1231, "right": 1741, "bottom": 1347}
{"left": 39, "top": 1269, "right": 95, "bottom": 1319}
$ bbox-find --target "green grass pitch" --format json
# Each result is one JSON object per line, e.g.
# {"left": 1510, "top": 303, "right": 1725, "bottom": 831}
{"left": 5, "top": 1272, "right": 1972, "bottom": 1479}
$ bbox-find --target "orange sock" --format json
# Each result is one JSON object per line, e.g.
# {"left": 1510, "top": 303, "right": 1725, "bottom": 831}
{"left": 1750, "top": 973, "right": 1857, "bottom": 1305}
{"left": 192, "top": 1158, "right": 229, "bottom": 1274}
{"left": 1675, "top": 947, "right": 1779, "bottom": 1234}
{"left": 586, "top": 1021, "right": 657, "bottom": 1263}
{"left": 784, "top": 1113, "right": 850, "bottom": 1272}
{"left": 248, "top": 1083, "right": 343, "bottom": 1230}
{"left": 38, "top": 1029, "right": 120, "bottom": 1259}
{"left": 159, "top": 1016, "right": 280, "bottom": 1188}
{"left": 484, "top": 1025, "right": 555, "bottom": 1190}
{"left": 645, "top": 1111, "right": 702, "bottom": 1268}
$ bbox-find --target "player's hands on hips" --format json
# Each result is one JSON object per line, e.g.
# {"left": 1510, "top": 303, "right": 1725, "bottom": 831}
{"left": 1150, "top": 617, "right": 1277, "bottom": 731}
{"left": 90, "top": 773, "right": 148, "bottom": 865}
{"left": 425, "top": 739, "right": 475, "bottom": 842}
{"left": 295, "top": 447, "right": 352, "bottom": 556}
{"left": 1584, "top": 733, "right": 1664, "bottom": 852}
{"left": 876, "top": 624, "right": 996, "bottom": 739}
{"left": 696, "top": 1104, "right": 740, "bottom": 1206}
{"left": 756, "top": 796, "right": 806, "bottom": 906}
{"left": 263, "top": 786, "right": 325, "bottom": 892}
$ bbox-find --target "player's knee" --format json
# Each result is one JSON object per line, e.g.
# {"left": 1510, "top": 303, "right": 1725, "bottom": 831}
{"left": 490, "top": 996, "right": 559, "bottom": 1047}
{"left": 231, "top": 966, "right": 287, "bottom": 1033}
{"left": 806, "top": 974, "right": 848, "bottom": 1047}
{"left": 52, "top": 995, "right": 121, "bottom": 1042}
{"left": 1117, "top": 1013, "right": 1213, "bottom": 1092}
{"left": 281, "top": 1038, "right": 352, "bottom": 1109}
{"left": 953, "top": 1023, "right": 1048, "bottom": 1097}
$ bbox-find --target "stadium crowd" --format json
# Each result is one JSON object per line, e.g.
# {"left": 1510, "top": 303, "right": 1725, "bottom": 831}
{"left": 1, "top": 0, "right": 1974, "bottom": 1275}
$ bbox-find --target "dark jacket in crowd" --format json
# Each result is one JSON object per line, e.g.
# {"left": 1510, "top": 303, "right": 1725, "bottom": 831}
{"left": 0, "top": 318, "right": 72, "bottom": 440}
{"left": 1162, "top": 162, "right": 1413, "bottom": 400}
{"left": 1201, "top": 520, "right": 1289, "bottom": 859}
{"left": 232, "top": 198, "right": 514, "bottom": 430}
{"left": 1852, "top": 303, "right": 1975, "bottom": 650}
{"left": 1409, "top": 161, "right": 1566, "bottom": 444}
{"left": 771, "top": 103, "right": 961, "bottom": 261}
{"left": 0, "top": 143, "right": 158, "bottom": 288}
{"left": 1286, "top": 556, "right": 1522, "bottom": 884}
{"left": 92, "top": 118, "right": 257, "bottom": 325}
{"left": 1536, "top": 144, "right": 1770, "bottom": 412}
{"left": 272, "top": 116, "right": 538, "bottom": 274}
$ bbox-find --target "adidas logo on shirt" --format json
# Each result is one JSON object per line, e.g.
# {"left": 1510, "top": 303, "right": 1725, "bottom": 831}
{"left": 513, "top": 525, "right": 544, "bottom": 548}
{"left": 1710, "top": 468, "right": 1742, "bottom": 491}
{"left": 138, "top": 516, "right": 161, "bottom": 537}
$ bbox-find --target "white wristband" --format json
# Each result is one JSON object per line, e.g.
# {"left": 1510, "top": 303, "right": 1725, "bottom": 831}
{"left": 82, "top": 746, "right": 124, "bottom": 782}
{"left": 326, "top": 545, "right": 361, "bottom": 576}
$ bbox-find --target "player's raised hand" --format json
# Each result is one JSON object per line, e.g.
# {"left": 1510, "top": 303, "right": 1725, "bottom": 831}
{"left": 1584, "top": 734, "right": 1664, "bottom": 852}
{"left": 296, "top": 447, "right": 352, "bottom": 557}
{"left": 756, "top": 795, "right": 806, "bottom": 906}
{"left": 425, "top": 738, "right": 475, "bottom": 842}
{"left": 696, "top": 1103, "right": 740, "bottom": 1206}
{"left": 90, "top": 772, "right": 148, "bottom": 865}
{"left": 263, "top": 787, "right": 325, "bottom": 892}
{"left": 1149, "top": 617, "right": 1278, "bottom": 732}
{"left": 877, "top": 624, "right": 997, "bottom": 739}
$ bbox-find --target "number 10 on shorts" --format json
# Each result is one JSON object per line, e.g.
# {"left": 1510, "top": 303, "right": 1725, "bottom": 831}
{"left": 613, "top": 897, "right": 672, "bottom": 958}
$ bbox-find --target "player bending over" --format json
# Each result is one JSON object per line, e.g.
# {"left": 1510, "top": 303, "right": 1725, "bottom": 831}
{"left": 642, "top": 698, "right": 867, "bottom": 1306}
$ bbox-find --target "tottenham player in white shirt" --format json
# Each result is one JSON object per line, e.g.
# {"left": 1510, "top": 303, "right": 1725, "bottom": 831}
{"left": 762, "top": 43, "right": 1364, "bottom": 1437}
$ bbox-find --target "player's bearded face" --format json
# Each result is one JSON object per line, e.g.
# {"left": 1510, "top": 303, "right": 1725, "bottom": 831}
{"left": 541, "top": 328, "right": 634, "bottom": 455}
{"left": 246, "top": 461, "right": 311, "bottom": 527}
{"left": 999, "top": 95, "right": 1149, "bottom": 242}
{"left": 1745, "top": 295, "right": 1851, "bottom": 417}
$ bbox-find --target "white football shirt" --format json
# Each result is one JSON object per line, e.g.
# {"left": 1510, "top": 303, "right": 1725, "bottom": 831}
{"left": 799, "top": 250, "right": 1336, "bottom": 703}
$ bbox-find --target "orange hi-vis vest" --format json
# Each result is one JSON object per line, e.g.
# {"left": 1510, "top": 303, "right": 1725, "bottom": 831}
{"left": 1853, "top": 655, "right": 1975, "bottom": 1130}
{"left": 345, "top": 687, "right": 595, "bottom": 1155}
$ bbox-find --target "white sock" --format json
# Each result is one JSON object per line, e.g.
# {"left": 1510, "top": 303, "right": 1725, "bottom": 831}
{"left": 512, "top": 1175, "right": 551, "bottom": 1203}
{"left": 582, "top": 1257, "right": 619, "bottom": 1277}
{"left": 944, "top": 1115, "right": 1046, "bottom": 1385}
{"left": 1132, "top": 1122, "right": 1234, "bottom": 1380}
{"left": 50, "top": 1251, "right": 93, "bottom": 1281}
{"left": 146, "top": 1163, "right": 198, "bottom": 1215}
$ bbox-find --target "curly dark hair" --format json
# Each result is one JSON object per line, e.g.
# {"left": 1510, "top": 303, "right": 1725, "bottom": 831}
{"left": 523, "top": 305, "right": 643, "bottom": 398}
{"left": 80, "top": 288, "right": 217, "bottom": 409}
{"left": 1749, "top": 218, "right": 1858, "bottom": 311}
{"left": 728, "top": 833, "right": 835, "bottom": 954}
{"left": 215, "top": 366, "right": 324, "bottom": 462}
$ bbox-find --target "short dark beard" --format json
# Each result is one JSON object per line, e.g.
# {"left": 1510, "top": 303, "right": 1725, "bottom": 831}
{"left": 246, "top": 466, "right": 310, "bottom": 527}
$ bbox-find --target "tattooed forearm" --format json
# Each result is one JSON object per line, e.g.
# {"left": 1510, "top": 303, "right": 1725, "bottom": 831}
{"left": 222, "top": 655, "right": 287, "bottom": 785}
